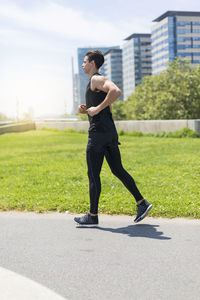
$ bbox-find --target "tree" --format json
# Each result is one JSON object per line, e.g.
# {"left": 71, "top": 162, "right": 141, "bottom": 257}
{"left": 128, "top": 58, "right": 200, "bottom": 120}
{"left": 111, "top": 100, "right": 127, "bottom": 120}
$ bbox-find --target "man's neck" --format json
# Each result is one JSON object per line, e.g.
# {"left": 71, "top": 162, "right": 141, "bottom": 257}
{"left": 88, "top": 70, "right": 99, "bottom": 79}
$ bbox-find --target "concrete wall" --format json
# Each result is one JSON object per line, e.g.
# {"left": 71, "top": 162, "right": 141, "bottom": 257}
{"left": 35, "top": 121, "right": 89, "bottom": 131}
{"left": 1, "top": 120, "right": 200, "bottom": 135}
{"left": 35, "top": 119, "right": 200, "bottom": 134}
{"left": 115, "top": 120, "right": 200, "bottom": 133}
{"left": 0, "top": 122, "right": 36, "bottom": 135}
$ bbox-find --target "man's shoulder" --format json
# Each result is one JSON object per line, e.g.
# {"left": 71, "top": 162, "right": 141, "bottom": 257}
{"left": 90, "top": 74, "right": 106, "bottom": 92}
{"left": 91, "top": 74, "right": 105, "bottom": 83}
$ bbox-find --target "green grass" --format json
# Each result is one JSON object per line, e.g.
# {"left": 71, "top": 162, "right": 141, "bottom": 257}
{"left": 0, "top": 129, "right": 200, "bottom": 218}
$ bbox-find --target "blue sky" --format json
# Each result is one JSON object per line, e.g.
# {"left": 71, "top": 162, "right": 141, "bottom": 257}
{"left": 0, "top": 0, "right": 200, "bottom": 118}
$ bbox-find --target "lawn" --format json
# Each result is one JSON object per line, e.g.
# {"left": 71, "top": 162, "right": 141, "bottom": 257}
{"left": 0, "top": 129, "right": 200, "bottom": 218}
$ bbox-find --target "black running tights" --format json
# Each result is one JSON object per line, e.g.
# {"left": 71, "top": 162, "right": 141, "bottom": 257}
{"left": 86, "top": 133, "right": 143, "bottom": 214}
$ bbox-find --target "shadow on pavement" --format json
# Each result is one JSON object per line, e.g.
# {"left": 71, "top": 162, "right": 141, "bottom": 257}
{"left": 98, "top": 224, "right": 171, "bottom": 240}
{"left": 78, "top": 224, "right": 171, "bottom": 240}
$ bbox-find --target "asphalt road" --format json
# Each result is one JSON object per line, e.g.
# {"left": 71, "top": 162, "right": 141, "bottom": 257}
{"left": 0, "top": 212, "right": 199, "bottom": 300}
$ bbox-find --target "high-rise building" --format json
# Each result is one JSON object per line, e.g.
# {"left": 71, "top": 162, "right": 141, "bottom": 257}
{"left": 152, "top": 11, "right": 200, "bottom": 75}
{"left": 71, "top": 57, "right": 79, "bottom": 115}
{"left": 122, "top": 33, "right": 152, "bottom": 100}
{"left": 77, "top": 46, "right": 120, "bottom": 106}
{"left": 104, "top": 48, "right": 123, "bottom": 100}
{"left": 72, "top": 73, "right": 79, "bottom": 115}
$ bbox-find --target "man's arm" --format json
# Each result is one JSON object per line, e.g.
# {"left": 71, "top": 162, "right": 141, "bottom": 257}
{"left": 86, "top": 76, "right": 121, "bottom": 117}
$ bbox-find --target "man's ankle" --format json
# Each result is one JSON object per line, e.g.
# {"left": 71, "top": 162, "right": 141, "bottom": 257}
{"left": 137, "top": 199, "right": 144, "bottom": 206}
{"left": 89, "top": 212, "right": 98, "bottom": 216}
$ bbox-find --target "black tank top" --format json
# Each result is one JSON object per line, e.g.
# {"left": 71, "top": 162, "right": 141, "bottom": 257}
{"left": 85, "top": 73, "right": 116, "bottom": 133}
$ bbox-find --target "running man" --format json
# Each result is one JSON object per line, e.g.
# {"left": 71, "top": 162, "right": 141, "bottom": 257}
{"left": 74, "top": 50, "right": 152, "bottom": 226}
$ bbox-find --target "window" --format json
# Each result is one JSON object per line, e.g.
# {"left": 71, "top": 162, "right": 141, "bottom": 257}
{"left": 152, "top": 23, "right": 168, "bottom": 35}
{"left": 177, "top": 29, "right": 191, "bottom": 34}
{"left": 151, "top": 31, "right": 168, "bottom": 43}
{"left": 177, "top": 21, "right": 191, "bottom": 26}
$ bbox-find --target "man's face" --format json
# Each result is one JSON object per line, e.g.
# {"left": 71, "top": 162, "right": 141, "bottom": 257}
{"left": 82, "top": 56, "right": 93, "bottom": 74}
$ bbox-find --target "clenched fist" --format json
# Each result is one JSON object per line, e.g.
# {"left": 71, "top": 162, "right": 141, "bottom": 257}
{"left": 78, "top": 104, "right": 87, "bottom": 114}
{"left": 86, "top": 106, "right": 100, "bottom": 117}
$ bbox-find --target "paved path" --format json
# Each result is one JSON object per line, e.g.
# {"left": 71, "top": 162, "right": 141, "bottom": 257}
{"left": 0, "top": 212, "right": 200, "bottom": 300}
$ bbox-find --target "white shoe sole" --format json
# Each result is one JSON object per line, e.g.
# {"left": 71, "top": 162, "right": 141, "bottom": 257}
{"left": 134, "top": 204, "right": 153, "bottom": 223}
{"left": 75, "top": 222, "right": 99, "bottom": 227}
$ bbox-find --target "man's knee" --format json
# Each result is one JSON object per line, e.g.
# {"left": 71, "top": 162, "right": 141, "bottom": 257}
{"left": 87, "top": 168, "right": 101, "bottom": 180}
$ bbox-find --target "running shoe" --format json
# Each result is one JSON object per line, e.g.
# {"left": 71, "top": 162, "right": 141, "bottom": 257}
{"left": 134, "top": 200, "right": 153, "bottom": 223}
{"left": 74, "top": 213, "right": 99, "bottom": 227}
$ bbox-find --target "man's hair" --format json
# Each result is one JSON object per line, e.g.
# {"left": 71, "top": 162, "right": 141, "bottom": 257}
{"left": 85, "top": 50, "right": 104, "bottom": 69}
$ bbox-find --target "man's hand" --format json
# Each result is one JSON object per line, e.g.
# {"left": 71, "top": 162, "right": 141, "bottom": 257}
{"left": 78, "top": 104, "right": 87, "bottom": 114}
{"left": 86, "top": 106, "right": 100, "bottom": 117}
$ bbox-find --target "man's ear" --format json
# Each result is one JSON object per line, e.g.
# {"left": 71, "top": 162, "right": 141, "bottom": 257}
{"left": 91, "top": 60, "right": 95, "bottom": 67}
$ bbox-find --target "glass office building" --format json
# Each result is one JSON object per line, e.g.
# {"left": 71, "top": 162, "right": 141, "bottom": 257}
{"left": 104, "top": 49, "right": 123, "bottom": 100}
{"left": 77, "top": 46, "right": 120, "bottom": 106}
{"left": 72, "top": 73, "right": 79, "bottom": 115}
{"left": 152, "top": 11, "right": 200, "bottom": 75}
{"left": 122, "top": 33, "right": 152, "bottom": 100}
